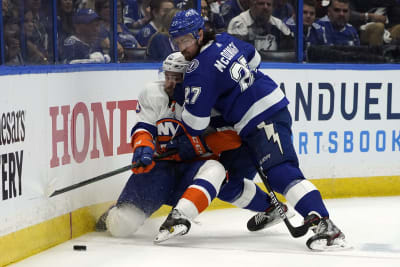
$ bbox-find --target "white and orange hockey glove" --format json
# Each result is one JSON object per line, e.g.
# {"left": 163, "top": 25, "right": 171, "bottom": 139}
{"left": 131, "top": 131, "right": 156, "bottom": 174}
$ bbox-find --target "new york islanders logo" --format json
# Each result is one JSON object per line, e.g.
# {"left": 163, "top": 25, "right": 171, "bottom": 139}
{"left": 156, "top": 118, "right": 182, "bottom": 151}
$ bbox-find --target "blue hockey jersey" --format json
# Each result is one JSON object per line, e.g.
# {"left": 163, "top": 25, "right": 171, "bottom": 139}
{"left": 285, "top": 17, "right": 328, "bottom": 47}
{"left": 316, "top": 16, "right": 360, "bottom": 46}
{"left": 135, "top": 22, "right": 157, "bottom": 47}
{"left": 180, "top": 32, "right": 289, "bottom": 138}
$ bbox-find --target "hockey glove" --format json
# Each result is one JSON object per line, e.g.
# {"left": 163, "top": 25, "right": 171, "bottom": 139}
{"left": 167, "top": 133, "right": 209, "bottom": 161}
{"left": 131, "top": 131, "right": 156, "bottom": 174}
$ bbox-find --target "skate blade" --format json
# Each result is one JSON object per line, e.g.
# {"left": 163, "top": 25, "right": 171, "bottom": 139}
{"left": 154, "top": 225, "right": 188, "bottom": 244}
{"left": 309, "top": 239, "right": 353, "bottom": 252}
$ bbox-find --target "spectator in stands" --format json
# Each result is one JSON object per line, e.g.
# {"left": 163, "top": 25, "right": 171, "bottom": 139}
{"left": 146, "top": 8, "right": 179, "bottom": 61}
{"left": 58, "top": 0, "right": 76, "bottom": 60}
{"left": 2, "top": 0, "right": 8, "bottom": 13}
{"left": 23, "top": 10, "right": 50, "bottom": 64}
{"left": 285, "top": 0, "right": 328, "bottom": 47}
{"left": 5, "top": 0, "right": 22, "bottom": 23}
{"left": 207, "top": 0, "right": 223, "bottom": 17}
{"left": 174, "top": 0, "right": 193, "bottom": 9}
{"left": 24, "top": 0, "right": 52, "bottom": 62}
{"left": 201, "top": 0, "right": 225, "bottom": 33}
{"left": 348, "top": 0, "right": 390, "bottom": 46}
{"left": 348, "top": 0, "right": 400, "bottom": 46}
{"left": 315, "top": 0, "right": 329, "bottom": 18}
{"left": 4, "top": 22, "right": 24, "bottom": 65}
{"left": 95, "top": 0, "right": 140, "bottom": 62}
{"left": 220, "top": 0, "right": 250, "bottom": 28}
{"left": 76, "top": 0, "right": 95, "bottom": 9}
{"left": 387, "top": 1, "right": 400, "bottom": 44}
{"left": 134, "top": 0, "right": 174, "bottom": 47}
{"left": 227, "top": 0, "right": 294, "bottom": 51}
{"left": 273, "top": 0, "right": 293, "bottom": 21}
{"left": 62, "top": 8, "right": 110, "bottom": 63}
{"left": 123, "top": 0, "right": 152, "bottom": 32}
{"left": 316, "top": 0, "right": 360, "bottom": 45}
{"left": 2, "top": 0, "right": 11, "bottom": 24}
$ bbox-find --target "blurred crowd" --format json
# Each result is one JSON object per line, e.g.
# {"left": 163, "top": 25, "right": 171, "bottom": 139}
{"left": 2, "top": 0, "right": 400, "bottom": 65}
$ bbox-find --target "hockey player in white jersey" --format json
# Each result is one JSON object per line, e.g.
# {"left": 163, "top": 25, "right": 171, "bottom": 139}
{"left": 167, "top": 9, "right": 350, "bottom": 251}
{"left": 98, "top": 52, "right": 293, "bottom": 243}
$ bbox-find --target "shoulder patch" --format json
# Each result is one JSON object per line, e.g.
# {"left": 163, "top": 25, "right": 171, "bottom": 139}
{"left": 186, "top": 59, "right": 199, "bottom": 73}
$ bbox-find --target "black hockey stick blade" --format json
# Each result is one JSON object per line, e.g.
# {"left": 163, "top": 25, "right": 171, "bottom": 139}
{"left": 283, "top": 217, "right": 310, "bottom": 238}
{"left": 256, "top": 165, "right": 310, "bottom": 238}
{"left": 49, "top": 150, "right": 177, "bottom": 197}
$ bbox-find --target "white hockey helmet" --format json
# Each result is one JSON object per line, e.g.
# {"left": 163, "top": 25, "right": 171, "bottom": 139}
{"left": 162, "top": 52, "right": 189, "bottom": 73}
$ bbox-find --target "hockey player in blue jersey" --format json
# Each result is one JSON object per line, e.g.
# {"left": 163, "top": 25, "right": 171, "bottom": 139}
{"left": 167, "top": 8, "right": 350, "bottom": 251}
{"left": 316, "top": 0, "right": 360, "bottom": 46}
{"left": 97, "top": 52, "right": 293, "bottom": 243}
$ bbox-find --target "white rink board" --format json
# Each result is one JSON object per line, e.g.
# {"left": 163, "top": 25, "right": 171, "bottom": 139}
{"left": 0, "top": 68, "right": 399, "bottom": 237}
{"left": 265, "top": 69, "right": 400, "bottom": 179}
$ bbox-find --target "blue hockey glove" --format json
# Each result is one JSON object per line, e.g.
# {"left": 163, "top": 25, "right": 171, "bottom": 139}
{"left": 131, "top": 131, "right": 155, "bottom": 174}
{"left": 167, "top": 134, "right": 209, "bottom": 161}
{"left": 133, "top": 146, "right": 154, "bottom": 165}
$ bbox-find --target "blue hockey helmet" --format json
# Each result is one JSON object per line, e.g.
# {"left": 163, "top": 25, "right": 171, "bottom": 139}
{"left": 169, "top": 9, "right": 205, "bottom": 40}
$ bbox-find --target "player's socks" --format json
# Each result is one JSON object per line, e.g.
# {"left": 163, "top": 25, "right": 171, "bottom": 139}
{"left": 283, "top": 179, "right": 329, "bottom": 218}
{"left": 290, "top": 189, "right": 329, "bottom": 218}
{"left": 154, "top": 177, "right": 221, "bottom": 243}
{"left": 229, "top": 179, "right": 271, "bottom": 211}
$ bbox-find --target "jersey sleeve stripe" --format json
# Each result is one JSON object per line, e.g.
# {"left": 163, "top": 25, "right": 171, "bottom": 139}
{"left": 248, "top": 50, "right": 261, "bottom": 70}
{"left": 181, "top": 108, "right": 210, "bottom": 134}
{"left": 234, "top": 87, "right": 286, "bottom": 135}
{"left": 130, "top": 122, "right": 157, "bottom": 137}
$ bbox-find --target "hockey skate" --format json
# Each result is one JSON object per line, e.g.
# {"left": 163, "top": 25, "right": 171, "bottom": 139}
{"left": 154, "top": 209, "right": 191, "bottom": 244}
{"left": 305, "top": 213, "right": 352, "bottom": 251}
{"left": 247, "top": 202, "right": 295, "bottom": 231}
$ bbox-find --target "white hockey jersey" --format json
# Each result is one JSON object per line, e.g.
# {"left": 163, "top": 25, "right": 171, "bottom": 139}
{"left": 131, "top": 81, "right": 242, "bottom": 157}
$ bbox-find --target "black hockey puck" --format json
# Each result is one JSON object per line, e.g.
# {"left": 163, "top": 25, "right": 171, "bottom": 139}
{"left": 73, "top": 245, "right": 87, "bottom": 251}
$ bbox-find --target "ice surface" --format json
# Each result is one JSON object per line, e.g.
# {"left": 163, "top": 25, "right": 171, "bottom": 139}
{"left": 11, "top": 197, "right": 400, "bottom": 267}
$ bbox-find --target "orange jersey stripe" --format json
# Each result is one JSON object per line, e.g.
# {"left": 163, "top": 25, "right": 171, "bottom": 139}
{"left": 157, "top": 136, "right": 172, "bottom": 142}
{"left": 181, "top": 187, "right": 209, "bottom": 213}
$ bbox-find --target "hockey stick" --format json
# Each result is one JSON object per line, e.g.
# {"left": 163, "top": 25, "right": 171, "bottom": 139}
{"left": 49, "top": 150, "right": 177, "bottom": 197}
{"left": 255, "top": 165, "right": 310, "bottom": 238}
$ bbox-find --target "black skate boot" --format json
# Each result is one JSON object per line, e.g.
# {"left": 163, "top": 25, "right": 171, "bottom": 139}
{"left": 154, "top": 209, "right": 191, "bottom": 243}
{"left": 247, "top": 202, "right": 295, "bottom": 231}
{"left": 305, "top": 213, "right": 351, "bottom": 251}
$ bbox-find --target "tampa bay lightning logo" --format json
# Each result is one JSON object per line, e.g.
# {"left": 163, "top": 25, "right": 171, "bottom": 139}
{"left": 186, "top": 59, "right": 199, "bottom": 73}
